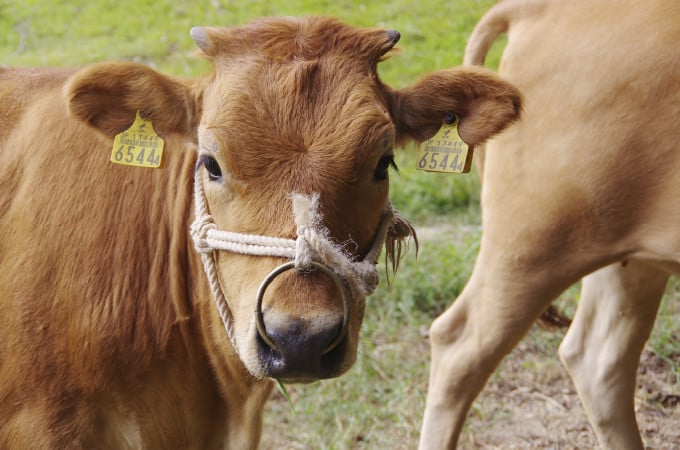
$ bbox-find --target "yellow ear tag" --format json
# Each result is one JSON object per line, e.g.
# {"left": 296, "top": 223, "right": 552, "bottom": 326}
{"left": 111, "top": 111, "right": 164, "bottom": 168}
{"left": 416, "top": 114, "right": 473, "bottom": 173}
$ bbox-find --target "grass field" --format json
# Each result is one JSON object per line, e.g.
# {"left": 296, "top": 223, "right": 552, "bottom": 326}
{"left": 2, "top": 1, "right": 677, "bottom": 448}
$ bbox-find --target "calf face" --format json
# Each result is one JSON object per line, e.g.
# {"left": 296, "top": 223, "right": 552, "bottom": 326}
{"left": 66, "top": 16, "right": 521, "bottom": 382}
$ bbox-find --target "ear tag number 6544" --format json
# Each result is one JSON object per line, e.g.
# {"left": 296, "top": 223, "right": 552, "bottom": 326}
{"left": 111, "top": 111, "right": 164, "bottom": 168}
{"left": 416, "top": 114, "right": 473, "bottom": 174}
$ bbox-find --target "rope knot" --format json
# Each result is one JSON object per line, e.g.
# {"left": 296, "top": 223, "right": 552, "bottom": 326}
{"left": 295, "top": 229, "right": 314, "bottom": 270}
{"left": 190, "top": 215, "right": 217, "bottom": 254}
{"left": 292, "top": 193, "right": 325, "bottom": 271}
{"left": 290, "top": 195, "right": 383, "bottom": 299}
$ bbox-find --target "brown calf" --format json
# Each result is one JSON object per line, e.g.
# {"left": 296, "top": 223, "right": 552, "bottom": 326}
{"left": 0, "top": 16, "right": 520, "bottom": 449}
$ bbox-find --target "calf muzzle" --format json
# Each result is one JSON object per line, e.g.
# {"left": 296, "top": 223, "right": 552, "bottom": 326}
{"left": 255, "top": 261, "right": 350, "bottom": 357}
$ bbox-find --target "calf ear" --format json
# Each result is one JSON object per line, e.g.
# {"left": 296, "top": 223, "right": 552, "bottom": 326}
{"left": 392, "top": 66, "right": 521, "bottom": 146}
{"left": 65, "top": 62, "right": 200, "bottom": 139}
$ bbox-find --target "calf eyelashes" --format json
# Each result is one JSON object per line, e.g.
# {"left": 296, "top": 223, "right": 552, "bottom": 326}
{"left": 197, "top": 155, "right": 223, "bottom": 181}
{"left": 374, "top": 154, "right": 398, "bottom": 182}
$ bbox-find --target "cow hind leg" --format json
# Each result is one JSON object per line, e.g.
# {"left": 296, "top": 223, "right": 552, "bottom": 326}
{"left": 558, "top": 261, "right": 668, "bottom": 450}
{"left": 419, "top": 257, "right": 575, "bottom": 449}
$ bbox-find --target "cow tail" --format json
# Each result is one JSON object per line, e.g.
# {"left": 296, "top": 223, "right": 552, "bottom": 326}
{"left": 464, "top": 2, "right": 512, "bottom": 67}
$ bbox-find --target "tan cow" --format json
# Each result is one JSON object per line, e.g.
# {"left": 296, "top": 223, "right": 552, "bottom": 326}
{"left": 0, "top": 16, "right": 520, "bottom": 449}
{"left": 419, "top": 0, "right": 680, "bottom": 449}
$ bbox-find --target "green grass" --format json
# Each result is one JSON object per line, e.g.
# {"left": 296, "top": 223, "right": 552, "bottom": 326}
{"left": 0, "top": 0, "right": 503, "bottom": 85}
{"left": 391, "top": 149, "right": 482, "bottom": 223}
{"left": 2, "top": 1, "right": 677, "bottom": 448}
{"left": 650, "top": 278, "right": 680, "bottom": 379}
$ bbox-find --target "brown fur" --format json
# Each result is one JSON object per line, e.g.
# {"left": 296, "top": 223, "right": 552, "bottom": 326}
{"left": 0, "top": 17, "right": 520, "bottom": 449}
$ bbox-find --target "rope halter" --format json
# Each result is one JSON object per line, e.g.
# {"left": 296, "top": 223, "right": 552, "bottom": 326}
{"left": 190, "top": 176, "right": 396, "bottom": 356}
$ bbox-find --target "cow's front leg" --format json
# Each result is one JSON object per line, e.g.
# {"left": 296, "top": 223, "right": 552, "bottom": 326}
{"left": 558, "top": 261, "right": 667, "bottom": 450}
{"left": 418, "top": 249, "right": 575, "bottom": 450}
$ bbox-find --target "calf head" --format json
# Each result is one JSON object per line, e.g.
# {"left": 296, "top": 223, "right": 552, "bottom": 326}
{"left": 65, "top": 17, "right": 520, "bottom": 383}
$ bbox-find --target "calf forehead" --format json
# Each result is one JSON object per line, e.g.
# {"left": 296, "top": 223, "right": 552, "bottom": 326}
{"left": 202, "top": 53, "right": 394, "bottom": 186}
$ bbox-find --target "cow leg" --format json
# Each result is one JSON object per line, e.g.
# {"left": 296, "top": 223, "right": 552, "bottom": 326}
{"left": 558, "top": 261, "right": 668, "bottom": 450}
{"left": 418, "top": 250, "right": 574, "bottom": 449}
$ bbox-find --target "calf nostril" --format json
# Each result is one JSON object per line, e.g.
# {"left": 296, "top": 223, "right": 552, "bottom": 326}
{"left": 258, "top": 312, "right": 345, "bottom": 371}
{"left": 255, "top": 305, "right": 348, "bottom": 358}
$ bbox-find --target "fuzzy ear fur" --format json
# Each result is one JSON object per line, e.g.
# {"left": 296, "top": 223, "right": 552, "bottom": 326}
{"left": 391, "top": 66, "right": 522, "bottom": 146}
{"left": 65, "top": 62, "right": 200, "bottom": 139}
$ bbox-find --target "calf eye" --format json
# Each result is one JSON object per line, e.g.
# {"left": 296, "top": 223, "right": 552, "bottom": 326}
{"left": 374, "top": 154, "right": 397, "bottom": 181}
{"left": 199, "top": 155, "right": 222, "bottom": 181}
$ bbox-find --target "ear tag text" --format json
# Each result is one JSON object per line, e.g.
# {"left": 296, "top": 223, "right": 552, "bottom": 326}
{"left": 416, "top": 114, "right": 473, "bottom": 174}
{"left": 111, "top": 111, "right": 164, "bottom": 168}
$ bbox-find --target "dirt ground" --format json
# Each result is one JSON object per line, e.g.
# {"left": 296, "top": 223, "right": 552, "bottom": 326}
{"left": 262, "top": 322, "right": 679, "bottom": 450}
{"left": 458, "top": 326, "right": 680, "bottom": 449}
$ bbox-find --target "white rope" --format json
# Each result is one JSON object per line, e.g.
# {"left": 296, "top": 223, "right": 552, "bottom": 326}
{"left": 190, "top": 174, "right": 395, "bottom": 352}
{"left": 190, "top": 178, "right": 240, "bottom": 349}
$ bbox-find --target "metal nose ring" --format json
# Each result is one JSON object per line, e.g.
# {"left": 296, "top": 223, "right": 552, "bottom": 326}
{"left": 255, "top": 261, "right": 351, "bottom": 355}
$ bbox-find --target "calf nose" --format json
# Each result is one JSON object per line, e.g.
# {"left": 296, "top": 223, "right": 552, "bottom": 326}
{"left": 255, "top": 261, "right": 351, "bottom": 380}
{"left": 258, "top": 310, "right": 346, "bottom": 379}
